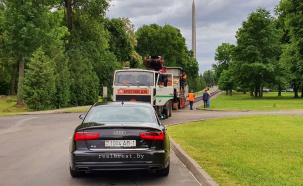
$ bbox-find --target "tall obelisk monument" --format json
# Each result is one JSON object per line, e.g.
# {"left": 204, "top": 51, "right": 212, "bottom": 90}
{"left": 192, "top": 0, "right": 196, "bottom": 59}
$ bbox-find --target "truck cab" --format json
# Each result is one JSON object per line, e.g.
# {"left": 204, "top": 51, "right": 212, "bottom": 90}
{"left": 112, "top": 69, "right": 174, "bottom": 117}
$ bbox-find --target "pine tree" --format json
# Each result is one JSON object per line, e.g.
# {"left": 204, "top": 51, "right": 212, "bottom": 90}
{"left": 23, "top": 49, "right": 56, "bottom": 110}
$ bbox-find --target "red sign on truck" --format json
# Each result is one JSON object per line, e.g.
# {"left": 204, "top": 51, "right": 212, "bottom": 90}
{"left": 117, "top": 89, "right": 149, "bottom": 95}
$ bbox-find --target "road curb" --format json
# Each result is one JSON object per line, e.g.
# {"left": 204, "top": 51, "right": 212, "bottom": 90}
{"left": 19, "top": 106, "right": 91, "bottom": 115}
{"left": 196, "top": 108, "right": 250, "bottom": 112}
{"left": 170, "top": 138, "right": 219, "bottom": 186}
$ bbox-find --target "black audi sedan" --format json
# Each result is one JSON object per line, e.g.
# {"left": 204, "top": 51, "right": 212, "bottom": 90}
{"left": 69, "top": 101, "right": 170, "bottom": 177}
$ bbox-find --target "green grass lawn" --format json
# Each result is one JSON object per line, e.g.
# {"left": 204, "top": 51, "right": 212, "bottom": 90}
{"left": 0, "top": 96, "right": 30, "bottom": 116}
{"left": 0, "top": 95, "right": 96, "bottom": 116}
{"left": 195, "top": 88, "right": 213, "bottom": 96}
{"left": 64, "top": 108, "right": 89, "bottom": 112}
{"left": 201, "top": 91, "right": 303, "bottom": 111}
{"left": 168, "top": 115, "right": 303, "bottom": 185}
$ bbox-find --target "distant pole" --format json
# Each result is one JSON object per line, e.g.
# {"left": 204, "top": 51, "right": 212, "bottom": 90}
{"left": 103, "top": 87, "right": 107, "bottom": 100}
{"left": 192, "top": 0, "right": 196, "bottom": 59}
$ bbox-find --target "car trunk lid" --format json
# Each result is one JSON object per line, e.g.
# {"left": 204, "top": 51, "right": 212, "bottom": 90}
{"left": 75, "top": 124, "right": 164, "bottom": 151}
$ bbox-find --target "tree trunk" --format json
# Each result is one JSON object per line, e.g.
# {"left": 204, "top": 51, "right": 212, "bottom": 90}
{"left": 230, "top": 89, "right": 232, "bottom": 96}
{"left": 17, "top": 60, "right": 24, "bottom": 105}
{"left": 10, "top": 66, "right": 17, "bottom": 95}
{"left": 301, "top": 87, "right": 303, "bottom": 97}
{"left": 255, "top": 85, "right": 259, "bottom": 97}
{"left": 278, "top": 84, "right": 281, "bottom": 96}
{"left": 65, "top": 0, "right": 72, "bottom": 32}
{"left": 294, "top": 84, "right": 299, "bottom": 98}
{"left": 226, "top": 90, "right": 228, "bottom": 95}
{"left": 250, "top": 91, "right": 253, "bottom": 97}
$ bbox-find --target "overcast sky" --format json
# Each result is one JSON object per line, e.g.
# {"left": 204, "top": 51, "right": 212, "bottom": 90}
{"left": 106, "top": 0, "right": 281, "bottom": 74}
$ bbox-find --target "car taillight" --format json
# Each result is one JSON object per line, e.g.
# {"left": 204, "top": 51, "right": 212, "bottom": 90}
{"left": 74, "top": 132, "right": 100, "bottom": 141}
{"left": 140, "top": 132, "right": 164, "bottom": 140}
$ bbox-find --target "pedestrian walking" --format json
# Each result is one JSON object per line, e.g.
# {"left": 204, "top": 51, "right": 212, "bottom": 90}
{"left": 206, "top": 88, "right": 211, "bottom": 107}
{"left": 202, "top": 89, "right": 209, "bottom": 108}
{"left": 188, "top": 90, "right": 195, "bottom": 110}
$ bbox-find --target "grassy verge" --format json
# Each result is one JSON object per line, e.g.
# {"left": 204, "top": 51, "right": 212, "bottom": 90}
{"left": 0, "top": 96, "right": 91, "bottom": 116}
{"left": 64, "top": 108, "right": 89, "bottom": 112}
{"left": 195, "top": 88, "right": 213, "bottom": 96}
{"left": 194, "top": 91, "right": 204, "bottom": 96}
{"left": 200, "top": 91, "right": 303, "bottom": 110}
{"left": 0, "top": 96, "right": 30, "bottom": 116}
{"left": 168, "top": 115, "right": 303, "bottom": 185}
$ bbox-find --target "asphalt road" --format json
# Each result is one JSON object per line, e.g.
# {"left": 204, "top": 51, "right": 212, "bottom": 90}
{"left": 0, "top": 113, "right": 201, "bottom": 186}
{"left": 1, "top": 91, "right": 302, "bottom": 185}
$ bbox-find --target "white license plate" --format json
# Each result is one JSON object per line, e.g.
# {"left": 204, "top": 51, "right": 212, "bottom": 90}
{"left": 105, "top": 140, "right": 136, "bottom": 147}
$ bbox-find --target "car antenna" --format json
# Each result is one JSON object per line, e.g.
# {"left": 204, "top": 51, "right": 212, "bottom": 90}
{"left": 121, "top": 100, "right": 124, "bottom": 105}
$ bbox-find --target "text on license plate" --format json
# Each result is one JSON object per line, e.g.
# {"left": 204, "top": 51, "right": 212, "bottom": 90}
{"left": 105, "top": 140, "right": 136, "bottom": 147}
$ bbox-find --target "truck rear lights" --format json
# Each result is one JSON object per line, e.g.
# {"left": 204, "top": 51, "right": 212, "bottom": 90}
{"left": 74, "top": 132, "right": 100, "bottom": 141}
{"left": 140, "top": 132, "right": 164, "bottom": 140}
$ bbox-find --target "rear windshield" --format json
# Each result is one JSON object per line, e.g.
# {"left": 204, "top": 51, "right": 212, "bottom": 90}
{"left": 85, "top": 106, "right": 156, "bottom": 123}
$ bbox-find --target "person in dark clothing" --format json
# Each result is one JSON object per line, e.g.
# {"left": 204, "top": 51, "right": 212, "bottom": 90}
{"left": 202, "top": 90, "right": 209, "bottom": 108}
{"left": 180, "top": 72, "right": 187, "bottom": 90}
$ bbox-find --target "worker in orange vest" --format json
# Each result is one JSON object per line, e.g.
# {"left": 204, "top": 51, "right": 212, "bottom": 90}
{"left": 180, "top": 72, "right": 187, "bottom": 90}
{"left": 180, "top": 72, "right": 187, "bottom": 79}
{"left": 188, "top": 90, "right": 195, "bottom": 110}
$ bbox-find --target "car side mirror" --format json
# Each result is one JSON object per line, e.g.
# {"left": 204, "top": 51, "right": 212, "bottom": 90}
{"left": 79, "top": 114, "right": 86, "bottom": 120}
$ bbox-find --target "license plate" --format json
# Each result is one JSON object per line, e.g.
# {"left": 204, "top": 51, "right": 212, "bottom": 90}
{"left": 105, "top": 140, "right": 136, "bottom": 147}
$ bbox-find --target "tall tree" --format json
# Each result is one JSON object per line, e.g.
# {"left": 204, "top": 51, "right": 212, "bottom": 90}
{"left": 203, "top": 70, "right": 216, "bottom": 88}
{"left": 23, "top": 49, "right": 56, "bottom": 110}
{"left": 136, "top": 24, "right": 199, "bottom": 77}
{"left": 106, "top": 18, "right": 142, "bottom": 68}
{"left": 212, "top": 43, "right": 235, "bottom": 82}
{"left": 187, "top": 74, "right": 206, "bottom": 93}
{"left": 0, "top": 3, "right": 11, "bottom": 95}
{"left": 63, "top": 0, "right": 120, "bottom": 104}
{"left": 121, "top": 18, "right": 143, "bottom": 68}
{"left": 277, "top": 0, "right": 303, "bottom": 98}
{"left": 232, "top": 8, "right": 282, "bottom": 98}
{"left": 218, "top": 69, "right": 235, "bottom": 96}
{"left": 3, "top": 0, "right": 61, "bottom": 104}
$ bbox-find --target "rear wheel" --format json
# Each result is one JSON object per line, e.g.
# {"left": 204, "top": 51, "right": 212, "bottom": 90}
{"left": 70, "top": 167, "right": 86, "bottom": 177}
{"left": 156, "top": 163, "right": 170, "bottom": 176}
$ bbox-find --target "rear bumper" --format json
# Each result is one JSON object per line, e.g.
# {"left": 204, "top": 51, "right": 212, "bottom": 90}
{"left": 70, "top": 149, "right": 169, "bottom": 171}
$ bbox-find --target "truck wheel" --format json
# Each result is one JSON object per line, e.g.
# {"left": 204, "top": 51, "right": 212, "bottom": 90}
{"left": 165, "top": 107, "right": 169, "bottom": 118}
{"left": 168, "top": 102, "right": 172, "bottom": 117}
